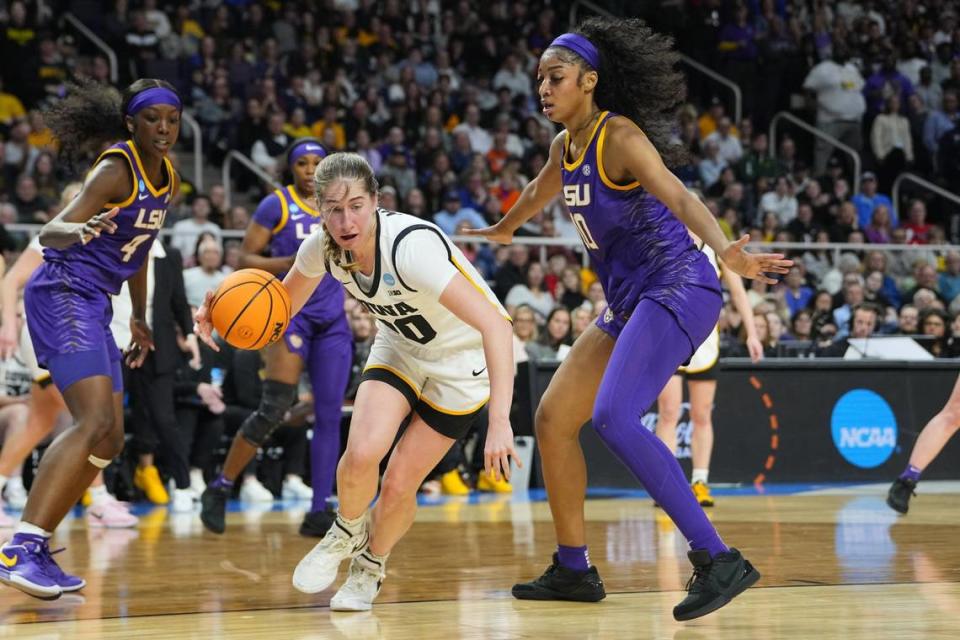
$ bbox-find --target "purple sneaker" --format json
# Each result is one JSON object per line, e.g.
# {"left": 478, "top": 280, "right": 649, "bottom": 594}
{"left": 40, "top": 541, "right": 86, "bottom": 593}
{"left": 0, "top": 539, "right": 62, "bottom": 600}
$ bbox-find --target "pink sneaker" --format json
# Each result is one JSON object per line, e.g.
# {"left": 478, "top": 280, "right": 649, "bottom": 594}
{"left": 86, "top": 497, "right": 138, "bottom": 529}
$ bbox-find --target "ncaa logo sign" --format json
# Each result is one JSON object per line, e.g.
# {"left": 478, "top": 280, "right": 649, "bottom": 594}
{"left": 830, "top": 389, "right": 897, "bottom": 468}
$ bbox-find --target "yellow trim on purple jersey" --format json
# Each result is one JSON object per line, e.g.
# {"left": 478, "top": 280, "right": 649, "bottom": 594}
{"left": 272, "top": 189, "right": 290, "bottom": 234}
{"left": 127, "top": 139, "right": 173, "bottom": 197}
{"left": 93, "top": 148, "right": 138, "bottom": 209}
{"left": 288, "top": 187, "right": 320, "bottom": 217}
{"left": 563, "top": 110, "right": 609, "bottom": 172}
{"left": 596, "top": 120, "right": 641, "bottom": 191}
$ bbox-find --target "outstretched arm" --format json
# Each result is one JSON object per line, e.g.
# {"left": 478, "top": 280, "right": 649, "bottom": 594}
{"left": 39, "top": 157, "right": 130, "bottom": 249}
{"left": 606, "top": 118, "right": 792, "bottom": 284}
{"left": 463, "top": 133, "right": 565, "bottom": 244}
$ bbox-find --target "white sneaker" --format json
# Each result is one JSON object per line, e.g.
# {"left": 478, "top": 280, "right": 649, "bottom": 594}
{"left": 292, "top": 519, "right": 369, "bottom": 594}
{"left": 170, "top": 488, "right": 195, "bottom": 513}
{"left": 282, "top": 476, "right": 314, "bottom": 501}
{"left": 239, "top": 477, "right": 275, "bottom": 502}
{"left": 189, "top": 469, "right": 206, "bottom": 499}
{"left": 4, "top": 477, "right": 27, "bottom": 510}
{"left": 330, "top": 556, "right": 385, "bottom": 612}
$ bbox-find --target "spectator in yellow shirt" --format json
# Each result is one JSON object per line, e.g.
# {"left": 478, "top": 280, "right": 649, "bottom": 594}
{"left": 0, "top": 76, "right": 26, "bottom": 133}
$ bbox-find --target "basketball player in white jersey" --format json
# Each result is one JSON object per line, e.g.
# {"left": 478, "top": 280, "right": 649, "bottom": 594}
{"left": 195, "top": 153, "right": 519, "bottom": 611}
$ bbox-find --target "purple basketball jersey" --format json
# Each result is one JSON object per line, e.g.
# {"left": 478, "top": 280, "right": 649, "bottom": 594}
{"left": 43, "top": 141, "right": 172, "bottom": 295}
{"left": 252, "top": 186, "right": 344, "bottom": 325}
{"left": 560, "top": 112, "right": 720, "bottom": 323}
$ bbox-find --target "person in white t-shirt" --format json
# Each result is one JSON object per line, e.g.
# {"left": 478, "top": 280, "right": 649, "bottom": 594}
{"left": 182, "top": 238, "right": 226, "bottom": 308}
{"left": 170, "top": 195, "right": 222, "bottom": 265}
{"left": 802, "top": 43, "right": 866, "bottom": 173}
{"left": 195, "top": 152, "right": 518, "bottom": 612}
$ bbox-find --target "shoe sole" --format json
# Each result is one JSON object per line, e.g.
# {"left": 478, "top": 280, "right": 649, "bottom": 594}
{"left": 511, "top": 585, "right": 606, "bottom": 602}
{"left": 886, "top": 495, "right": 908, "bottom": 514}
{"left": 0, "top": 571, "right": 63, "bottom": 600}
{"left": 61, "top": 580, "right": 86, "bottom": 592}
{"left": 331, "top": 598, "right": 374, "bottom": 612}
{"left": 673, "top": 562, "right": 761, "bottom": 621}
{"left": 200, "top": 511, "right": 226, "bottom": 535}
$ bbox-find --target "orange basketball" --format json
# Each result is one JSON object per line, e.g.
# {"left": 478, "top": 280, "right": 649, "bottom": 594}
{"left": 209, "top": 268, "right": 291, "bottom": 350}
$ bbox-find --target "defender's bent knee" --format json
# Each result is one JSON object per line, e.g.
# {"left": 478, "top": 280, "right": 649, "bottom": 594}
{"left": 240, "top": 380, "right": 297, "bottom": 446}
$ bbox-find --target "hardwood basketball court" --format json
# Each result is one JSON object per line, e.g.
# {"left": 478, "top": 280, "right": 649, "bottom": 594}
{"left": 2, "top": 484, "right": 958, "bottom": 639}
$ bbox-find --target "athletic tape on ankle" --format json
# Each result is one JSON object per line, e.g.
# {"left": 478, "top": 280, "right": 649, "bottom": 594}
{"left": 87, "top": 454, "right": 112, "bottom": 469}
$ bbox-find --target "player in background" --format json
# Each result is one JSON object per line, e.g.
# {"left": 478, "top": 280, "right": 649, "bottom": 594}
{"left": 656, "top": 230, "right": 764, "bottom": 507}
{"left": 888, "top": 374, "right": 960, "bottom": 513}
{"left": 0, "top": 79, "right": 180, "bottom": 600}
{"left": 467, "top": 20, "right": 789, "bottom": 620}
{"left": 199, "top": 139, "right": 352, "bottom": 538}
{"left": 0, "top": 182, "right": 137, "bottom": 529}
{"left": 196, "top": 152, "right": 519, "bottom": 611}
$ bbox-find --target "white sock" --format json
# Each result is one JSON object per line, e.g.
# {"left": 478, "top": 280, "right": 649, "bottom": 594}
{"left": 90, "top": 484, "right": 110, "bottom": 506}
{"left": 16, "top": 521, "right": 52, "bottom": 538}
{"left": 336, "top": 510, "right": 368, "bottom": 536}
{"left": 692, "top": 468, "right": 710, "bottom": 485}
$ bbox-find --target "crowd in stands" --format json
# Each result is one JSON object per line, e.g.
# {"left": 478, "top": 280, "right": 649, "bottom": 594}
{"left": 1, "top": 1, "right": 960, "bottom": 504}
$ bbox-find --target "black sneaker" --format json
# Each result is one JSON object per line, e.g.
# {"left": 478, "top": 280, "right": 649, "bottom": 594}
{"left": 887, "top": 477, "right": 917, "bottom": 514}
{"left": 511, "top": 553, "right": 606, "bottom": 602}
{"left": 200, "top": 486, "right": 228, "bottom": 534}
{"left": 673, "top": 548, "right": 760, "bottom": 621}
{"left": 299, "top": 508, "right": 336, "bottom": 537}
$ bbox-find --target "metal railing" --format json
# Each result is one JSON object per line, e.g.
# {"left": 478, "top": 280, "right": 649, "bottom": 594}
{"left": 769, "top": 111, "right": 862, "bottom": 194}
{"left": 222, "top": 151, "right": 282, "bottom": 208}
{"left": 892, "top": 173, "right": 960, "bottom": 236}
{"left": 568, "top": 0, "right": 742, "bottom": 123}
{"left": 63, "top": 13, "right": 118, "bottom": 83}
{"left": 179, "top": 111, "right": 204, "bottom": 193}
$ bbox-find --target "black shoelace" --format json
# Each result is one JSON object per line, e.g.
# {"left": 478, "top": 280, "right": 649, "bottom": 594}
{"left": 685, "top": 564, "right": 711, "bottom": 593}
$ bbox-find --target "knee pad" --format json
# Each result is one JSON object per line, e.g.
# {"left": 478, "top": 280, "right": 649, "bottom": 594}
{"left": 240, "top": 380, "right": 298, "bottom": 446}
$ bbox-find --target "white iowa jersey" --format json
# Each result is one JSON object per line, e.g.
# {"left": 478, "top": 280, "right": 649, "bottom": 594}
{"left": 295, "top": 209, "right": 509, "bottom": 353}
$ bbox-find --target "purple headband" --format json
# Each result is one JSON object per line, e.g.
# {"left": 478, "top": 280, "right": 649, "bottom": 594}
{"left": 126, "top": 87, "right": 182, "bottom": 116}
{"left": 288, "top": 141, "right": 327, "bottom": 165}
{"left": 549, "top": 33, "right": 600, "bottom": 70}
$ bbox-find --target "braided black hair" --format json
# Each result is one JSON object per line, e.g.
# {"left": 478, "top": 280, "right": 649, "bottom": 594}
{"left": 548, "top": 17, "right": 688, "bottom": 167}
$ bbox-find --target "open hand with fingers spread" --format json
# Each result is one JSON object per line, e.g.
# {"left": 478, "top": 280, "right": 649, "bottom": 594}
{"left": 193, "top": 289, "right": 220, "bottom": 352}
{"left": 125, "top": 317, "right": 155, "bottom": 368}
{"left": 720, "top": 235, "right": 793, "bottom": 285}
{"left": 78, "top": 207, "right": 119, "bottom": 245}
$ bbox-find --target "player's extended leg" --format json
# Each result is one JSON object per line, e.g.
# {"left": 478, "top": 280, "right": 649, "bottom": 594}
{"left": 655, "top": 375, "right": 684, "bottom": 454}
{"left": 511, "top": 323, "right": 613, "bottom": 603}
{"left": 200, "top": 340, "right": 301, "bottom": 534}
{"left": 888, "top": 371, "right": 960, "bottom": 514}
{"left": 331, "top": 414, "right": 455, "bottom": 611}
{"left": 688, "top": 378, "right": 718, "bottom": 507}
{"left": 0, "top": 382, "right": 63, "bottom": 491}
{"left": 1, "top": 378, "right": 121, "bottom": 600}
{"left": 300, "top": 329, "right": 352, "bottom": 537}
{"left": 292, "top": 380, "right": 412, "bottom": 595}
{"left": 589, "top": 299, "right": 757, "bottom": 621}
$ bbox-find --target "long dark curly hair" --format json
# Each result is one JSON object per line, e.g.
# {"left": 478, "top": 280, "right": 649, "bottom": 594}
{"left": 548, "top": 17, "right": 688, "bottom": 167}
{"left": 45, "top": 78, "right": 180, "bottom": 165}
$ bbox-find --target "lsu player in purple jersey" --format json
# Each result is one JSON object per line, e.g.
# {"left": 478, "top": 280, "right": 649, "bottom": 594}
{"left": 0, "top": 79, "right": 180, "bottom": 600}
{"left": 200, "top": 139, "right": 352, "bottom": 537}
{"left": 467, "top": 19, "right": 790, "bottom": 620}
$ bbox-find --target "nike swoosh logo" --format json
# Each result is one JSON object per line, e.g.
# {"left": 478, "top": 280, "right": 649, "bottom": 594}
{"left": 0, "top": 551, "right": 17, "bottom": 568}
{"left": 138, "top": 193, "right": 149, "bottom": 201}
{"left": 472, "top": 367, "right": 486, "bottom": 377}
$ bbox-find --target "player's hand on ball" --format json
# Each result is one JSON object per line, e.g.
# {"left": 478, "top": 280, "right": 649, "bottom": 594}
{"left": 720, "top": 235, "right": 793, "bottom": 285}
{"left": 78, "top": 207, "right": 119, "bottom": 245}
{"left": 125, "top": 317, "right": 155, "bottom": 368}
{"left": 484, "top": 416, "right": 521, "bottom": 482}
{"left": 193, "top": 290, "right": 220, "bottom": 352}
